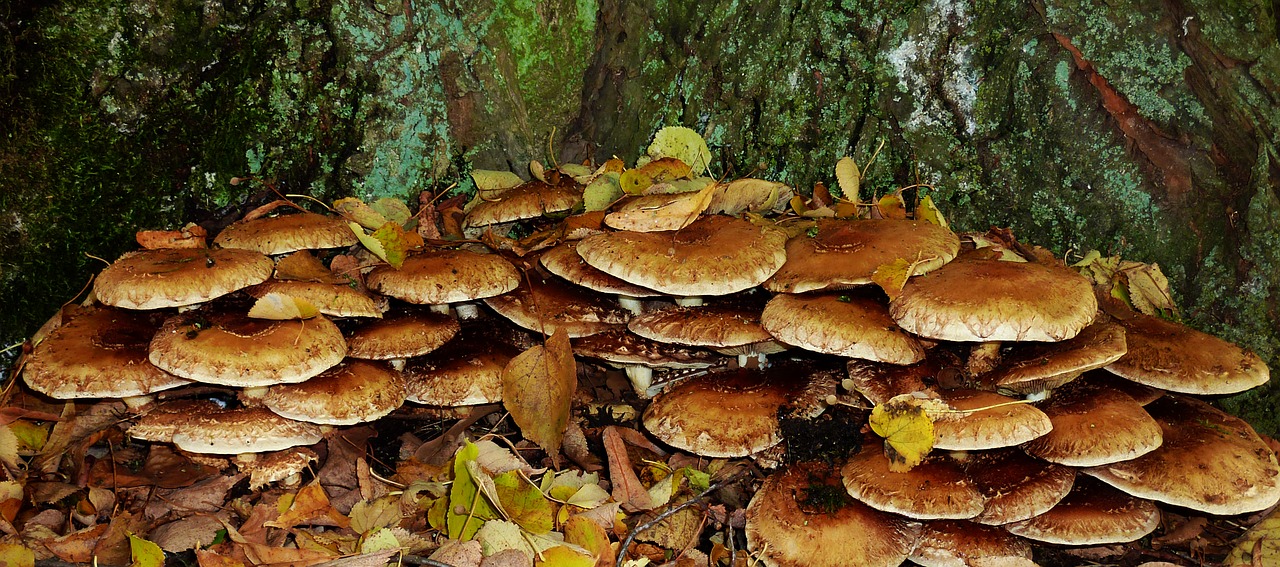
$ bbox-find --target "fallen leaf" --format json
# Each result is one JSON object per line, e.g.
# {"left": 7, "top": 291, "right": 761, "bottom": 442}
{"left": 266, "top": 482, "right": 350, "bottom": 530}
{"left": 194, "top": 549, "right": 247, "bottom": 567}
{"left": 0, "top": 542, "right": 34, "bottom": 567}
{"left": 1227, "top": 505, "right": 1280, "bottom": 566}
{"left": 128, "top": 534, "right": 165, "bottom": 567}
{"left": 601, "top": 427, "right": 655, "bottom": 512}
{"left": 868, "top": 396, "right": 940, "bottom": 472}
{"left": 502, "top": 330, "right": 576, "bottom": 466}
{"left": 877, "top": 191, "right": 909, "bottom": 220}
{"left": 539, "top": 545, "right": 596, "bottom": 567}
{"left": 563, "top": 515, "right": 612, "bottom": 566}
{"left": 582, "top": 173, "right": 623, "bottom": 212}
{"left": 1122, "top": 262, "right": 1178, "bottom": 319}
{"left": 0, "top": 427, "right": 18, "bottom": 470}
{"left": 247, "top": 292, "right": 320, "bottom": 320}
{"left": 620, "top": 158, "right": 693, "bottom": 195}
{"left": 370, "top": 197, "right": 412, "bottom": 227}
{"left": 274, "top": 252, "right": 346, "bottom": 284}
{"left": 448, "top": 442, "right": 502, "bottom": 540}
{"left": 870, "top": 258, "right": 915, "bottom": 302}
{"left": 834, "top": 156, "right": 861, "bottom": 203}
{"left": 472, "top": 170, "right": 526, "bottom": 194}
{"left": 916, "top": 195, "right": 949, "bottom": 229}
{"left": 44, "top": 523, "right": 109, "bottom": 563}
{"left": 335, "top": 198, "right": 391, "bottom": 230}
{"left": 646, "top": 127, "right": 712, "bottom": 175}
{"left": 493, "top": 470, "right": 554, "bottom": 534}
{"left": 135, "top": 223, "right": 208, "bottom": 250}
{"left": 149, "top": 514, "right": 226, "bottom": 553}
{"left": 706, "top": 178, "right": 788, "bottom": 215}
{"left": 603, "top": 182, "right": 717, "bottom": 233}
{"left": 475, "top": 519, "right": 535, "bottom": 559}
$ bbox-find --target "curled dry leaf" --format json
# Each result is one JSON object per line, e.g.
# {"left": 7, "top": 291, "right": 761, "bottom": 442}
{"left": 604, "top": 182, "right": 717, "bottom": 233}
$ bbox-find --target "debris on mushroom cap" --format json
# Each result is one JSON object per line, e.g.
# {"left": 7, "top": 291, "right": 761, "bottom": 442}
{"left": 366, "top": 248, "right": 520, "bottom": 305}
{"left": 233, "top": 447, "right": 319, "bottom": 490}
{"left": 841, "top": 440, "right": 986, "bottom": 520}
{"left": 260, "top": 360, "right": 406, "bottom": 425}
{"left": 642, "top": 361, "right": 835, "bottom": 457}
{"left": 345, "top": 311, "right": 460, "bottom": 360}
{"left": 575, "top": 214, "right": 788, "bottom": 297}
{"left": 889, "top": 254, "right": 1098, "bottom": 342}
{"left": 1084, "top": 394, "right": 1280, "bottom": 515}
{"left": 959, "top": 449, "right": 1076, "bottom": 525}
{"left": 1003, "top": 476, "right": 1160, "bottom": 545}
{"left": 761, "top": 292, "right": 926, "bottom": 365}
{"left": 978, "top": 315, "right": 1127, "bottom": 395}
{"left": 130, "top": 401, "right": 325, "bottom": 454}
{"left": 1103, "top": 310, "right": 1270, "bottom": 395}
{"left": 23, "top": 306, "right": 192, "bottom": 400}
{"left": 910, "top": 520, "right": 1034, "bottom": 567}
{"left": 746, "top": 461, "right": 921, "bottom": 567}
{"left": 463, "top": 178, "right": 583, "bottom": 228}
{"left": 1022, "top": 377, "right": 1162, "bottom": 467}
{"left": 483, "top": 269, "right": 630, "bottom": 337}
{"left": 148, "top": 308, "right": 347, "bottom": 387}
{"left": 94, "top": 247, "right": 273, "bottom": 310}
{"left": 246, "top": 280, "right": 383, "bottom": 318}
{"left": 539, "top": 241, "right": 659, "bottom": 298}
{"left": 401, "top": 328, "right": 522, "bottom": 406}
{"left": 763, "top": 218, "right": 961, "bottom": 293}
{"left": 212, "top": 211, "right": 359, "bottom": 255}
{"left": 929, "top": 389, "right": 1052, "bottom": 451}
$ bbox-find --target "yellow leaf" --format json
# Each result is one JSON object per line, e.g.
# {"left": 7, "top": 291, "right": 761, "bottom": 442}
{"left": 349, "top": 221, "right": 423, "bottom": 269}
{"left": 603, "top": 181, "right": 717, "bottom": 232}
{"left": 618, "top": 168, "right": 654, "bottom": 195}
{"left": 916, "top": 195, "right": 949, "bottom": 229}
{"left": 0, "top": 427, "right": 18, "bottom": 470}
{"left": 471, "top": 170, "right": 525, "bottom": 193}
{"left": 1122, "top": 262, "right": 1179, "bottom": 319}
{"left": 538, "top": 545, "right": 596, "bottom": 567}
{"left": 0, "top": 543, "right": 34, "bottom": 567}
{"left": 789, "top": 195, "right": 810, "bottom": 215}
{"left": 531, "top": 160, "right": 547, "bottom": 183}
{"left": 583, "top": 172, "right": 623, "bottom": 212}
{"left": 128, "top": 534, "right": 165, "bottom": 567}
{"left": 868, "top": 396, "right": 938, "bottom": 472}
{"left": 834, "top": 156, "right": 861, "bottom": 203}
{"left": 647, "top": 126, "right": 712, "bottom": 175}
{"left": 877, "top": 192, "right": 909, "bottom": 220}
{"left": 247, "top": 292, "right": 320, "bottom": 320}
{"left": 359, "top": 528, "right": 402, "bottom": 554}
{"left": 8, "top": 421, "right": 46, "bottom": 453}
{"left": 707, "top": 178, "right": 787, "bottom": 215}
{"left": 274, "top": 251, "right": 346, "bottom": 284}
{"left": 1226, "top": 505, "right": 1280, "bottom": 566}
{"left": 370, "top": 197, "right": 412, "bottom": 227}
{"left": 870, "top": 258, "right": 914, "bottom": 302}
{"left": 502, "top": 330, "right": 577, "bottom": 467}
{"left": 334, "top": 197, "right": 390, "bottom": 230}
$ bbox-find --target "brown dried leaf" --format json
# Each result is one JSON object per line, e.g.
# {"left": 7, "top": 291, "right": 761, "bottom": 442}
{"left": 274, "top": 252, "right": 346, "bottom": 284}
{"left": 43, "top": 523, "right": 109, "bottom": 563}
{"left": 602, "top": 426, "right": 655, "bottom": 512}
{"left": 266, "top": 482, "right": 351, "bottom": 530}
{"left": 195, "top": 549, "right": 247, "bottom": 567}
{"left": 135, "top": 223, "right": 208, "bottom": 250}
{"left": 603, "top": 182, "right": 717, "bottom": 232}
{"left": 502, "top": 330, "right": 576, "bottom": 466}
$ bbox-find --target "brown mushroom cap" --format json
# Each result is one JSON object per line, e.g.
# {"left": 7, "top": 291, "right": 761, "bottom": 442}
{"left": 148, "top": 309, "right": 347, "bottom": 387}
{"left": 960, "top": 449, "right": 1076, "bottom": 525}
{"left": 1002, "top": 476, "right": 1160, "bottom": 545}
{"left": 540, "top": 241, "right": 659, "bottom": 298}
{"left": 212, "top": 212, "right": 358, "bottom": 255}
{"left": 889, "top": 255, "right": 1098, "bottom": 342}
{"left": 1104, "top": 311, "right": 1269, "bottom": 395}
{"left": 845, "top": 353, "right": 963, "bottom": 406}
{"left": 246, "top": 280, "right": 383, "bottom": 318}
{"left": 94, "top": 247, "right": 273, "bottom": 310}
{"left": 234, "top": 447, "right": 319, "bottom": 490}
{"left": 129, "top": 400, "right": 325, "bottom": 455}
{"left": 464, "top": 179, "right": 583, "bottom": 228}
{"left": 628, "top": 304, "right": 775, "bottom": 349}
{"left": 979, "top": 316, "right": 1127, "bottom": 395}
{"left": 746, "top": 462, "right": 921, "bottom": 567}
{"left": 575, "top": 215, "right": 788, "bottom": 297}
{"left": 642, "top": 362, "right": 835, "bottom": 457}
{"left": 23, "top": 306, "right": 192, "bottom": 399}
{"left": 841, "top": 442, "right": 986, "bottom": 520}
{"left": 761, "top": 292, "right": 926, "bottom": 365}
{"left": 345, "top": 311, "right": 460, "bottom": 360}
{"left": 402, "top": 329, "right": 521, "bottom": 406}
{"left": 483, "top": 270, "right": 629, "bottom": 337}
{"left": 571, "top": 328, "right": 720, "bottom": 369}
{"left": 764, "top": 219, "right": 961, "bottom": 293}
{"left": 367, "top": 248, "right": 520, "bottom": 305}
{"left": 1022, "top": 378, "right": 1162, "bottom": 467}
{"left": 910, "top": 520, "right": 1033, "bottom": 567}
{"left": 1084, "top": 394, "right": 1280, "bottom": 515}
{"left": 261, "top": 360, "right": 406, "bottom": 425}
{"left": 931, "top": 390, "right": 1052, "bottom": 451}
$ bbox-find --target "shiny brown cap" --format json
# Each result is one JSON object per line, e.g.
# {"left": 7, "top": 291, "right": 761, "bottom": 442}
{"left": 129, "top": 401, "right": 325, "bottom": 455}
{"left": 402, "top": 330, "right": 521, "bottom": 406}
{"left": 930, "top": 389, "right": 1052, "bottom": 451}
{"left": 1003, "top": 476, "right": 1159, "bottom": 545}
{"left": 483, "top": 270, "right": 629, "bottom": 337}
{"left": 1022, "top": 378, "right": 1162, "bottom": 467}
{"left": 629, "top": 304, "right": 774, "bottom": 349}
{"left": 761, "top": 292, "right": 926, "bottom": 365}
{"left": 464, "top": 179, "right": 583, "bottom": 228}
{"left": 981, "top": 315, "right": 1127, "bottom": 395}
{"left": 95, "top": 247, "right": 272, "bottom": 310}
{"left": 910, "top": 520, "right": 1033, "bottom": 567}
{"left": 841, "top": 441, "right": 986, "bottom": 520}
{"left": 960, "top": 448, "right": 1076, "bottom": 525}
{"left": 764, "top": 219, "right": 960, "bottom": 293}
{"left": 367, "top": 248, "right": 520, "bottom": 305}
{"left": 346, "top": 311, "right": 460, "bottom": 360}
{"left": 1104, "top": 311, "right": 1269, "bottom": 395}
{"left": 539, "top": 241, "right": 659, "bottom": 298}
{"left": 213, "top": 212, "right": 358, "bottom": 255}
{"left": 262, "top": 360, "right": 406, "bottom": 425}
{"left": 572, "top": 328, "right": 720, "bottom": 369}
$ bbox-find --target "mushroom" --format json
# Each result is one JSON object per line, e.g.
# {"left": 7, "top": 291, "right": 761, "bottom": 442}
{"left": 258, "top": 359, "right": 406, "bottom": 426}
{"left": 1021, "top": 377, "right": 1163, "bottom": 467}
{"left": 366, "top": 248, "right": 520, "bottom": 318}
{"left": 129, "top": 400, "right": 326, "bottom": 455}
{"left": 463, "top": 178, "right": 583, "bottom": 229}
{"left": 345, "top": 310, "right": 460, "bottom": 369}
{"left": 1002, "top": 476, "right": 1160, "bottom": 545}
{"left": 910, "top": 520, "right": 1034, "bottom": 567}
{"left": 763, "top": 218, "right": 960, "bottom": 293}
{"left": 1103, "top": 310, "right": 1270, "bottom": 395}
{"left": 959, "top": 448, "right": 1076, "bottom": 526}
{"left": 246, "top": 279, "right": 383, "bottom": 318}
{"left": 213, "top": 211, "right": 359, "bottom": 255}
{"left": 840, "top": 441, "right": 987, "bottom": 520}
{"left": 760, "top": 291, "right": 926, "bottom": 365}
{"left": 94, "top": 247, "right": 273, "bottom": 310}
{"left": 483, "top": 269, "right": 630, "bottom": 337}
{"left": 977, "top": 315, "right": 1127, "bottom": 396}
{"left": 401, "top": 327, "right": 522, "bottom": 407}
{"left": 539, "top": 240, "right": 660, "bottom": 314}
{"left": 628, "top": 302, "right": 785, "bottom": 368}
{"left": 572, "top": 328, "right": 720, "bottom": 397}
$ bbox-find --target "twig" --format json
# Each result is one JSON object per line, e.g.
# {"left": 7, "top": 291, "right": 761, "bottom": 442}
{"left": 615, "top": 469, "right": 750, "bottom": 567}
{"left": 399, "top": 556, "right": 457, "bottom": 567}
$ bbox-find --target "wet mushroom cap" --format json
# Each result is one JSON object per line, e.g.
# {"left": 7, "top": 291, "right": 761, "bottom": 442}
{"left": 1104, "top": 311, "right": 1270, "bottom": 395}
{"left": 345, "top": 311, "right": 460, "bottom": 360}
{"left": 246, "top": 279, "right": 383, "bottom": 318}
{"left": 94, "top": 247, "right": 273, "bottom": 310}
{"left": 980, "top": 316, "right": 1127, "bottom": 395}
{"left": 261, "top": 359, "right": 407, "bottom": 425}
{"left": 761, "top": 292, "right": 926, "bottom": 365}
{"left": 764, "top": 218, "right": 960, "bottom": 293}
{"left": 746, "top": 461, "right": 921, "bottom": 567}
{"left": 571, "top": 328, "right": 720, "bottom": 369}
{"left": 889, "top": 255, "right": 1097, "bottom": 342}
{"left": 130, "top": 401, "right": 325, "bottom": 455}
{"left": 23, "top": 306, "right": 192, "bottom": 399}
{"left": 464, "top": 179, "right": 583, "bottom": 228}
{"left": 483, "top": 271, "right": 630, "bottom": 337}
{"left": 539, "top": 241, "right": 659, "bottom": 298}
{"left": 960, "top": 449, "right": 1077, "bottom": 526}
{"left": 1084, "top": 394, "right": 1280, "bottom": 515}
{"left": 910, "top": 520, "right": 1033, "bottom": 567}
{"left": 575, "top": 215, "right": 788, "bottom": 297}
{"left": 841, "top": 441, "right": 986, "bottom": 520}
{"left": 628, "top": 304, "right": 775, "bottom": 349}
{"left": 213, "top": 212, "right": 359, "bottom": 255}
{"left": 930, "top": 389, "right": 1052, "bottom": 451}
{"left": 366, "top": 248, "right": 520, "bottom": 305}
{"left": 148, "top": 310, "right": 347, "bottom": 387}
{"left": 1002, "top": 476, "right": 1160, "bottom": 545}
{"left": 402, "top": 330, "right": 521, "bottom": 406}
{"left": 1022, "top": 377, "right": 1162, "bottom": 467}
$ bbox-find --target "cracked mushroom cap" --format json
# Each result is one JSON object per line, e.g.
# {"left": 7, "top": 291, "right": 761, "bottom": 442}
{"left": 930, "top": 389, "right": 1052, "bottom": 451}
{"left": 261, "top": 359, "right": 406, "bottom": 425}
{"left": 979, "top": 315, "right": 1127, "bottom": 395}
{"left": 1104, "top": 310, "right": 1269, "bottom": 395}
{"left": 910, "top": 520, "right": 1034, "bottom": 567}
{"left": 889, "top": 255, "right": 1097, "bottom": 342}
{"left": 960, "top": 449, "right": 1076, "bottom": 526}
{"left": 1022, "top": 377, "right": 1163, "bottom": 467}
{"left": 483, "top": 270, "right": 630, "bottom": 337}
{"left": 761, "top": 292, "right": 926, "bottom": 365}
{"left": 764, "top": 218, "right": 961, "bottom": 293}
{"left": 246, "top": 279, "right": 383, "bottom": 319}
{"left": 367, "top": 248, "right": 520, "bottom": 305}
{"left": 746, "top": 461, "right": 921, "bottom": 567}
{"left": 1084, "top": 394, "right": 1280, "bottom": 515}
{"left": 345, "top": 311, "right": 460, "bottom": 360}
{"left": 129, "top": 400, "right": 325, "bottom": 454}
{"left": 575, "top": 214, "right": 788, "bottom": 297}
{"left": 23, "top": 306, "right": 192, "bottom": 399}
{"left": 401, "top": 328, "right": 522, "bottom": 406}
{"left": 642, "top": 361, "right": 835, "bottom": 457}
{"left": 148, "top": 308, "right": 347, "bottom": 387}
{"left": 464, "top": 179, "right": 583, "bottom": 228}
{"left": 1003, "top": 476, "right": 1160, "bottom": 545}
{"left": 841, "top": 442, "right": 986, "bottom": 520}
{"left": 213, "top": 211, "right": 358, "bottom": 255}
{"left": 539, "top": 241, "right": 659, "bottom": 298}
{"left": 94, "top": 247, "right": 273, "bottom": 310}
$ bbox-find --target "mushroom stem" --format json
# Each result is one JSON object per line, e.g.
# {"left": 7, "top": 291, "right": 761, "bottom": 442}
{"left": 625, "top": 365, "right": 657, "bottom": 398}
{"left": 617, "top": 295, "right": 645, "bottom": 316}
{"left": 454, "top": 303, "right": 480, "bottom": 320}
{"left": 429, "top": 304, "right": 452, "bottom": 316}
{"left": 674, "top": 296, "right": 704, "bottom": 307}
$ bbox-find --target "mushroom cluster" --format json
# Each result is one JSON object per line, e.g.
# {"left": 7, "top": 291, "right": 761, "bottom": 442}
{"left": 18, "top": 162, "right": 1278, "bottom": 565}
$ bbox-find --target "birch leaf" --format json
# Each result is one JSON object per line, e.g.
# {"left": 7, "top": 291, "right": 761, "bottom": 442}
{"left": 502, "top": 329, "right": 576, "bottom": 467}
{"left": 647, "top": 126, "right": 712, "bottom": 175}
{"left": 246, "top": 292, "right": 319, "bottom": 320}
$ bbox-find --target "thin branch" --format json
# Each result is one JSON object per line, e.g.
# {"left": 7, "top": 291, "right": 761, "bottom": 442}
{"left": 615, "top": 469, "right": 750, "bottom": 567}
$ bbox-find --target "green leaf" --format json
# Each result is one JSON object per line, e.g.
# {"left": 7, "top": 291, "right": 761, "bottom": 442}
{"left": 370, "top": 197, "right": 412, "bottom": 226}
{"left": 128, "top": 534, "right": 165, "bottom": 567}
{"left": 447, "top": 442, "right": 501, "bottom": 540}
{"left": 647, "top": 126, "right": 712, "bottom": 175}
{"left": 334, "top": 197, "right": 390, "bottom": 230}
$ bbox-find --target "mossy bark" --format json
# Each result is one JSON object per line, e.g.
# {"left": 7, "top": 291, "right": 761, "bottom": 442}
{"left": 3, "top": 0, "right": 1278, "bottom": 431}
